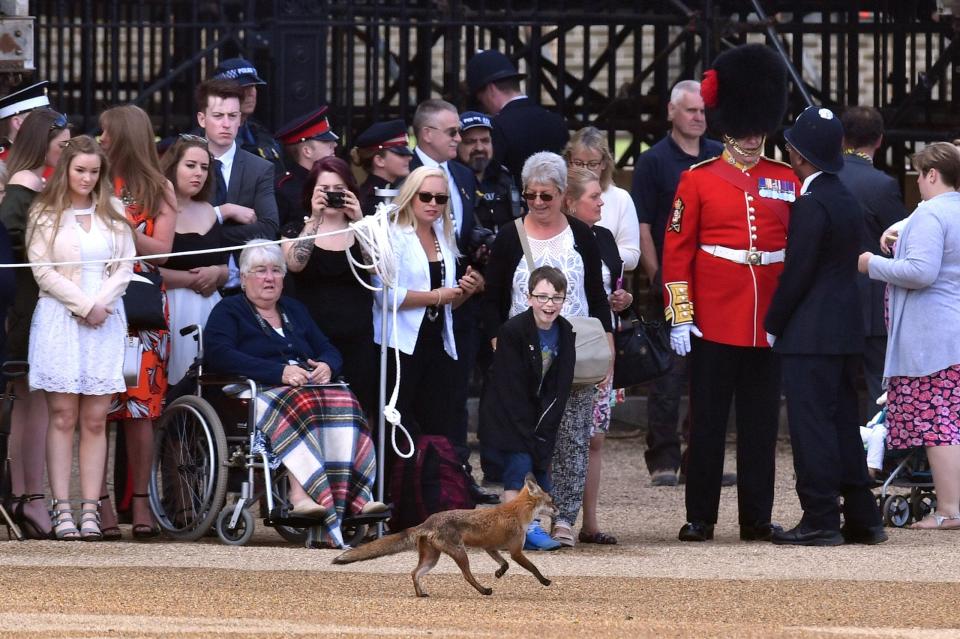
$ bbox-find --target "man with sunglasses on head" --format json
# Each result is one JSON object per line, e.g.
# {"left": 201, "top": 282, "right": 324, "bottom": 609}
{"left": 406, "top": 99, "right": 499, "bottom": 505}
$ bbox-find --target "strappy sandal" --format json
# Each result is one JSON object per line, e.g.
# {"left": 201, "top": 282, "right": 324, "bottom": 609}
{"left": 910, "top": 512, "right": 960, "bottom": 530}
{"left": 78, "top": 499, "right": 103, "bottom": 541}
{"left": 131, "top": 493, "right": 159, "bottom": 540}
{"left": 551, "top": 522, "right": 576, "bottom": 547}
{"left": 15, "top": 494, "right": 52, "bottom": 540}
{"left": 578, "top": 530, "right": 618, "bottom": 545}
{"left": 99, "top": 494, "right": 122, "bottom": 541}
{"left": 50, "top": 499, "right": 80, "bottom": 541}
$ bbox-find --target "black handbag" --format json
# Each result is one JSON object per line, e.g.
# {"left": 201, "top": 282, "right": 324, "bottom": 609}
{"left": 122, "top": 270, "right": 166, "bottom": 331}
{"left": 612, "top": 309, "right": 672, "bottom": 388}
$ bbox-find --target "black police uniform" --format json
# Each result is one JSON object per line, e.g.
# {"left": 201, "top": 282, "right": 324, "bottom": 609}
{"left": 358, "top": 173, "right": 393, "bottom": 217}
{"left": 276, "top": 162, "right": 310, "bottom": 230}
{"left": 239, "top": 119, "right": 284, "bottom": 178}
{"left": 474, "top": 161, "right": 521, "bottom": 233}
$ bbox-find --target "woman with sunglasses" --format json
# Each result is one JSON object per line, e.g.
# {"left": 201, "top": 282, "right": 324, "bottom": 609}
{"left": 483, "top": 151, "right": 613, "bottom": 548}
{"left": 372, "top": 166, "right": 482, "bottom": 458}
{"left": 157, "top": 135, "right": 228, "bottom": 387}
{"left": 99, "top": 104, "right": 177, "bottom": 541}
{"left": 0, "top": 108, "right": 70, "bottom": 538}
{"left": 563, "top": 127, "right": 640, "bottom": 273}
{"left": 281, "top": 156, "right": 378, "bottom": 416}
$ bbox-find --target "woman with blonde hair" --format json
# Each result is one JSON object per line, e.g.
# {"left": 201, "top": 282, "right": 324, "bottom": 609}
{"left": 563, "top": 126, "right": 640, "bottom": 272}
{"left": 99, "top": 104, "right": 176, "bottom": 540}
{"left": 27, "top": 135, "right": 135, "bottom": 540}
{"left": 0, "top": 108, "right": 70, "bottom": 538}
{"left": 373, "top": 166, "right": 482, "bottom": 457}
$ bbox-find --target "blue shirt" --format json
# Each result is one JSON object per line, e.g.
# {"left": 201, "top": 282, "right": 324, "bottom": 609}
{"left": 538, "top": 322, "right": 560, "bottom": 383}
{"left": 631, "top": 133, "right": 723, "bottom": 260}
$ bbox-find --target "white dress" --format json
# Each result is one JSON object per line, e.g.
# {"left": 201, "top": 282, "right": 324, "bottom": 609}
{"left": 29, "top": 208, "right": 129, "bottom": 395}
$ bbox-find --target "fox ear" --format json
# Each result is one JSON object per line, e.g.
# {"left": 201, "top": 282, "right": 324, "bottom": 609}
{"left": 524, "top": 474, "right": 539, "bottom": 493}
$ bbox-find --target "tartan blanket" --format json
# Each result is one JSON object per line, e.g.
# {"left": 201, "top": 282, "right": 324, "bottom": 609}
{"left": 254, "top": 385, "right": 376, "bottom": 548}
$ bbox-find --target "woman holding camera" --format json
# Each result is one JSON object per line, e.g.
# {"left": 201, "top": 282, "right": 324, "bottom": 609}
{"left": 280, "top": 156, "right": 377, "bottom": 416}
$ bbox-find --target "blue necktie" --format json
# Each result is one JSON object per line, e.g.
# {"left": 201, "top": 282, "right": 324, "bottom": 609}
{"left": 212, "top": 158, "right": 227, "bottom": 206}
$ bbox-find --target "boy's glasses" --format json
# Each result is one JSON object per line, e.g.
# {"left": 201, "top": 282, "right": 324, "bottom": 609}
{"left": 417, "top": 191, "right": 449, "bottom": 204}
{"left": 530, "top": 294, "right": 566, "bottom": 305}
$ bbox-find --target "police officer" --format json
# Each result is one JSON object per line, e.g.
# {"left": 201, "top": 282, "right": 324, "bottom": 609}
{"left": 765, "top": 106, "right": 886, "bottom": 546}
{"left": 351, "top": 119, "right": 413, "bottom": 216}
{"left": 0, "top": 81, "right": 52, "bottom": 171}
{"left": 212, "top": 57, "right": 285, "bottom": 177}
{"left": 457, "top": 111, "right": 521, "bottom": 242}
{"left": 662, "top": 44, "right": 798, "bottom": 543}
{"left": 274, "top": 107, "right": 339, "bottom": 228}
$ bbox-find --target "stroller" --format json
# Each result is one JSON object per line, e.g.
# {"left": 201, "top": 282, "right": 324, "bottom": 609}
{"left": 863, "top": 405, "right": 937, "bottom": 527}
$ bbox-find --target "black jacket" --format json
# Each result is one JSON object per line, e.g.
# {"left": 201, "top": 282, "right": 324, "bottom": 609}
{"left": 765, "top": 173, "right": 865, "bottom": 354}
{"left": 836, "top": 154, "right": 908, "bottom": 337}
{"left": 482, "top": 214, "right": 613, "bottom": 341}
{"left": 479, "top": 308, "right": 575, "bottom": 468}
{"left": 275, "top": 162, "right": 310, "bottom": 230}
{"left": 491, "top": 97, "right": 569, "bottom": 190}
{"left": 593, "top": 224, "right": 623, "bottom": 294}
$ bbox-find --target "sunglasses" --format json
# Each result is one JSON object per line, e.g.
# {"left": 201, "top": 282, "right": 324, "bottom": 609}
{"left": 522, "top": 191, "right": 556, "bottom": 202}
{"left": 417, "top": 191, "right": 449, "bottom": 205}
{"left": 50, "top": 113, "right": 69, "bottom": 131}
{"left": 424, "top": 125, "right": 460, "bottom": 138}
{"left": 179, "top": 133, "right": 209, "bottom": 147}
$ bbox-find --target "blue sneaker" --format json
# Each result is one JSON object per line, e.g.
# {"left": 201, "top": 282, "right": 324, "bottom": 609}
{"left": 524, "top": 521, "right": 562, "bottom": 551}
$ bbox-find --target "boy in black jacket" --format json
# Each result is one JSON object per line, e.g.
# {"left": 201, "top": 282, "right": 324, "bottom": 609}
{"left": 479, "top": 266, "right": 576, "bottom": 550}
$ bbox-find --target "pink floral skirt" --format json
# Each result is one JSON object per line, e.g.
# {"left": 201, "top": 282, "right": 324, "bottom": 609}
{"left": 886, "top": 365, "right": 960, "bottom": 449}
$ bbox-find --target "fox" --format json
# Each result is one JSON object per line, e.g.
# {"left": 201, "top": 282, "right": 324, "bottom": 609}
{"left": 332, "top": 475, "right": 557, "bottom": 597}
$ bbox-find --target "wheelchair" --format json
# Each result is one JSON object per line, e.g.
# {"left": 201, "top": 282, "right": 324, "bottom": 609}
{"left": 148, "top": 325, "right": 389, "bottom": 547}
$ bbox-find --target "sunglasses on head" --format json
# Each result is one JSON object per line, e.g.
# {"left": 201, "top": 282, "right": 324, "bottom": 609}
{"left": 179, "top": 133, "right": 209, "bottom": 147}
{"left": 50, "top": 113, "right": 69, "bottom": 131}
{"left": 522, "top": 191, "right": 556, "bottom": 202}
{"left": 417, "top": 191, "right": 449, "bottom": 205}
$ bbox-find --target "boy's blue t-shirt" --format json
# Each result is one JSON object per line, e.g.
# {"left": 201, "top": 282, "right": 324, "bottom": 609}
{"left": 538, "top": 323, "right": 560, "bottom": 383}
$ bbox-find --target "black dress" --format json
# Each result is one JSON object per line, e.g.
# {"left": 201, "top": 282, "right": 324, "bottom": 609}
{"left": 0, "top": 184, "right": 40, "bottom": 359}
{"left": 282, "top": 229, "right": 378, "bottom": 416}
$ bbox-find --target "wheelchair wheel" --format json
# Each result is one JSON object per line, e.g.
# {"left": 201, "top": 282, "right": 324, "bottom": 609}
{"left": 342, "top": 522, "right": 369, "bottom": 547}
{"left": 216, "top": 506, "right": 255, "bottom": 546}
{"left": 150, "top": 395, "right": 228, "bottom": 541}
{"left": 882, "top": 494, "right": 911, "bottom": 527}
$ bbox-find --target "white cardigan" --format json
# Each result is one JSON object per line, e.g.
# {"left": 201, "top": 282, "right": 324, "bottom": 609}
{"left": 597, "top": 184, "right": 640, "bottom": 272}
{"left": 372, "top": 219, "right": 459, "bottom": 358}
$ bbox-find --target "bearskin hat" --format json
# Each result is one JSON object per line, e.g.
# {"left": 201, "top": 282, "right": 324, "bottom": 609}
{"left": 700, "top": 43, "right": 788, "bottom": 139}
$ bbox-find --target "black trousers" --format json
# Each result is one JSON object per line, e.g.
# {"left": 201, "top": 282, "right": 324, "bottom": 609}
{"left": 781, "top": 353, "right": 882, "bottom": 532}
{"left": 687, "top": 337, "right": 780, "bottom": 526}
{"left": 450, "top": 318, "right": 482, "bottom": 468}
{"left": 644, "top": 272, "right": 683, "bottom": 473}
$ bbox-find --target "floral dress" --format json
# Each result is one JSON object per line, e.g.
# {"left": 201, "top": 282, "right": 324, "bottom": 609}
{"left": 108, "top": 178, "right": 170, "bottom": 419}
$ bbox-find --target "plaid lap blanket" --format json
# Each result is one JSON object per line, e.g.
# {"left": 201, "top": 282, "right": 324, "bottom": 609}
{"left": 255, "top": 385, "right": 376, "bottom": 548}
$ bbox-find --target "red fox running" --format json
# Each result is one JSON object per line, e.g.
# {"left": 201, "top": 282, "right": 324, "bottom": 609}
{"left": 332, "top": 476, "right": 557, "bottom": 597}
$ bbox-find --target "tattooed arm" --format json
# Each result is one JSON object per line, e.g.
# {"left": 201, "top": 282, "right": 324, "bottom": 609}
{"left": 282, "top": 218, "right": 321, "bottom": 273}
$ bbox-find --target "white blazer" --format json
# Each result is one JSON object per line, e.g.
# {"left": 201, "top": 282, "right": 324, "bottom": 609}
{"left": 372, "top": 219, "right": 459, "bottom": 358}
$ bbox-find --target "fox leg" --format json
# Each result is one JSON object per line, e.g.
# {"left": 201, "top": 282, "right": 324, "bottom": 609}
{"left": 442, "top": 544, "right": 493, "bottom": 596}
{"left": 507, "top": 540, "right": 551, "bottom": 586}
{"left": 412, "top": 537, "right": 441, "bottom": 598}
{"left": 486, "top": 549, "right": 509, "bottom": 578}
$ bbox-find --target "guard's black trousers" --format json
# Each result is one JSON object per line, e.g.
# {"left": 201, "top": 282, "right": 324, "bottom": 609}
{"left": 687, "top": 337, "right": 780, "bottom": 526}
{"left": 781, "top": 353, "right": 882, "bottom": 531}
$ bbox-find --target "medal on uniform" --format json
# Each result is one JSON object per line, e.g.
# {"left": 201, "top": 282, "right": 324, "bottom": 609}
{"left": 758, "top": 178, "right": 796, "bottom": 202}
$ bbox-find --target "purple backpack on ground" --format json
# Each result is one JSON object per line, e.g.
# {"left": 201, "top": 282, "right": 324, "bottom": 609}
{"left": 389, "top": 435, "right": 476, "bottom": 531}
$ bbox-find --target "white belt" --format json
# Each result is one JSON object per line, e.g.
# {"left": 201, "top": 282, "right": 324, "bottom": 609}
{"left": 700, "top": 244, "right": 785, "bottom": 266}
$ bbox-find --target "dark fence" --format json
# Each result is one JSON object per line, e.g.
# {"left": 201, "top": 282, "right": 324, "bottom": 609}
{"left": 27, "top": 0, "right": 960, "bottom": 178}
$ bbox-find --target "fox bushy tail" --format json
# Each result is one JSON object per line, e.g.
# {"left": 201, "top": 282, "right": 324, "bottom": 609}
{"left": 332, "top": 529, "right": 417, "bottom": 564}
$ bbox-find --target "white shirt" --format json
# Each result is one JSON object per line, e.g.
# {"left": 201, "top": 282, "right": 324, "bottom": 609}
{"left": 596, "top": 184, "right": 641, "bottom": 272}
{"left": 214, "top": 141, "right": 238, "bottom": 189}
{"left": 415, "top": 147, "right": 463, "bottom": 237}
{"left": 800, "top": 171, "right": 823, "bottom": 195}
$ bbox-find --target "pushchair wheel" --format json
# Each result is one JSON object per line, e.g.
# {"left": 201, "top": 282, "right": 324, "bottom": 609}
{"left": 216, "top": 506, "right": 255, "bottom": 546}
{"left": 882, "top": 494, "right": 911, "bottom": 527}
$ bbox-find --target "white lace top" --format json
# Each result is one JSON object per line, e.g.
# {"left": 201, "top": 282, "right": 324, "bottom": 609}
{"left": 508, "top": 226, "right": 588, "bottom": 319}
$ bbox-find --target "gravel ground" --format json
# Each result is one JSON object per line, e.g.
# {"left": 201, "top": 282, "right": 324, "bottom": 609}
{"left": 2, "top": 433, "right": 959, "bottom": 638}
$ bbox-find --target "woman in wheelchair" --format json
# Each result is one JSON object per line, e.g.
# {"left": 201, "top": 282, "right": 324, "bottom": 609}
{"left": 203, "top": 241, "right": 387, "bottom": 547}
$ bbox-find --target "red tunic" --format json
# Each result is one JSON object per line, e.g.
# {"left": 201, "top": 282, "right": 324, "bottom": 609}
{"left": 662, "top": 155, "right": 799, "bottom": 348}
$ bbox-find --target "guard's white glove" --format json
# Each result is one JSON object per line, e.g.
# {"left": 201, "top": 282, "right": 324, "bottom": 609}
{"left": 670, "top": 324, "right": 702, "bottom": 357}
{"left": 766, "top": 332, "right": 777, "bottom": 347}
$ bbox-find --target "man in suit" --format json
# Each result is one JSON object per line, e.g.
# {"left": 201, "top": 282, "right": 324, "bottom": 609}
{"left": 407, "top": 99, "right": 497, "bottom": 504}
{"left": 836, "top": 106, "right": 908, "bottom": 418}
{"left": 465, "top": 50, "right": 569, "bottom": 189}
{"left": 196, "top": 79, "right": 280, "bottom": 290}
{"left": 765, "top": 106, "right": 886, "bottom": 546}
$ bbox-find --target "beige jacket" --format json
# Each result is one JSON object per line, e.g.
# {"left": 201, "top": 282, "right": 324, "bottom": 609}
{"left": 27, "top": 198, "right": 136, "bottom": 319}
